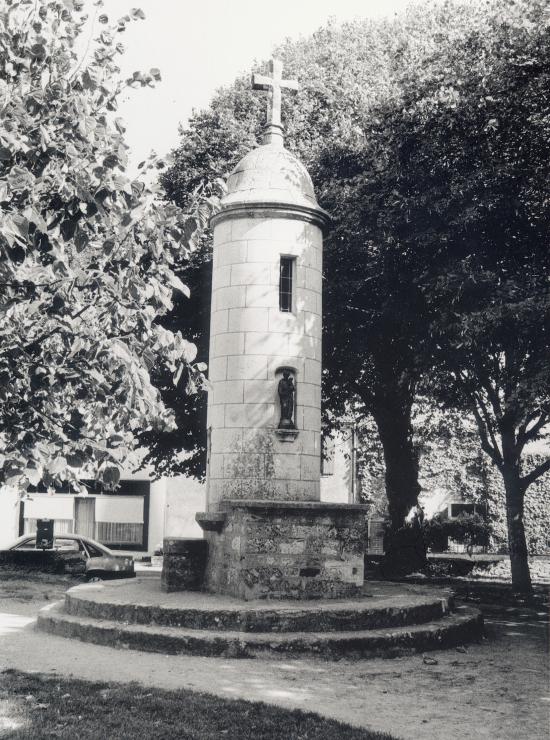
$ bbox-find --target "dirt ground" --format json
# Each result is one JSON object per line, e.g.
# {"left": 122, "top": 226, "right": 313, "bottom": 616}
{"left": 0, "top": 572, "right": 548, "bottom": 740}
{"left": 0, "top": 571, "right": 80, "bottom": 612}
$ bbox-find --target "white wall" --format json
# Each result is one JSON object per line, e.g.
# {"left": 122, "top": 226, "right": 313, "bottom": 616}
{"left": 419, "top": 488, "right": 458, "bottom": 519}
{"left": 24, "top": 493, "right": 73, "bottom": 520}
{"left": 0, "top": 462, "right": 208, "bottom": 553}
{"left": 0, "top": 486, "right": 21, "bottom": 548}
{"left": 164, "top": 476, "right": 206, "bottom": 540}
{"left": 147, "top": 478, "right": 166, "bottom": 552}
{"left": 146, "top": 475, "right": 207, "bottom": 549}
{"left": 320, "top": 428, "right": 355, "bottom": 504}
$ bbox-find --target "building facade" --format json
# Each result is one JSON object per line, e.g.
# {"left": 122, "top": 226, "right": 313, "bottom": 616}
{"left": 0, "top": 430, "right": 355, "bottom": 554}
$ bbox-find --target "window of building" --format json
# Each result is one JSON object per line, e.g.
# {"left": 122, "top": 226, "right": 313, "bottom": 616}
{"left": 20, "top": 480, "right": 150, "bottom": 551}
{"left": 279, "top": 256, "right": 294, "bottom": 312}
{"left": 449, "top": 503, "right": 488, "bottom": 519}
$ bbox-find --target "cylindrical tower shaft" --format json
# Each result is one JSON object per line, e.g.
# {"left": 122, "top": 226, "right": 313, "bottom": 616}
{"left": 206, "top": 206, "right": 324, "bottom": 511}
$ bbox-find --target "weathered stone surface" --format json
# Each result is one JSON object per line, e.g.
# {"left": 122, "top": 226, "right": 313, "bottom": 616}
{"left": 37, "top": 578, "right": 484, "bottom": 659}
{"left": 195, "top": 512, "right": 226, "bottom": 533}
{"left": 39, "top": 599, "right": 483, "bottom": 659}
{"left": 161, "top": 538, "right": 208, "bottom": 593}
{"left": 201, "top": 500, "right": 370, "bottom": 600}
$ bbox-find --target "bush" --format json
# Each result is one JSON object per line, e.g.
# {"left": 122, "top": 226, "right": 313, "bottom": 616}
{"left": 422, "top": 516, "right": 447, "bottom": 552}
{"left": 424, "top": 513, "right": 491, "bottom": 552}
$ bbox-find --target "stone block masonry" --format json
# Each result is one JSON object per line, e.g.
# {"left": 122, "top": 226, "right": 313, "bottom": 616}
{"left": 202, "top": 501, "right": 369, "bottom": 600}
{"left": 206, "top": 215, "right": 323, "bottom": 511}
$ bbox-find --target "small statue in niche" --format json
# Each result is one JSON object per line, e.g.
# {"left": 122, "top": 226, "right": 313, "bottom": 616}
{"left": 278, "top": 370, "right": 296, "bottom": 429}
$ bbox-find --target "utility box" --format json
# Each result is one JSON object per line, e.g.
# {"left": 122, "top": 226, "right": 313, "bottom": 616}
{"left": 36, "top": 519, "right": 54, "bottom": 550}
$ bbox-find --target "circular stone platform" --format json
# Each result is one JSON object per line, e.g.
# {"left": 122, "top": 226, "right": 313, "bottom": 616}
{"left": 37, "top": 579, "right": 483, "bottom": 659}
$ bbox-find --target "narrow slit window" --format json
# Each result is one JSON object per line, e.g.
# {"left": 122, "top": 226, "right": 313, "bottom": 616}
{"left": 279, "top": 257, "right": 294, "bottom": 312}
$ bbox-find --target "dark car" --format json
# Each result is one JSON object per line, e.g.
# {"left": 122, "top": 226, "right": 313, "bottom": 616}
{"left": 6, "top": 533, "right": 135, "bottom": 580}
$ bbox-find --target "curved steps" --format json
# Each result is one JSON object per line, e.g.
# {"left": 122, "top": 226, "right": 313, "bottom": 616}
{"left": 63, "top": 589, "right": 454, "bottom": 633}
{"left": 38, "top": 603, "right": 481, "bottom": 658}
{"left": 36, "top": 580, "right": 483, "bottom": 659}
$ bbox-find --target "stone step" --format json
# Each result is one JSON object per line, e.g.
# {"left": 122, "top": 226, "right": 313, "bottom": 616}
{"left": 37, "top": 603, "right": 483, "bottom": 659}
{"left": 64, "top": 588, "right": 453, "bottom": 633}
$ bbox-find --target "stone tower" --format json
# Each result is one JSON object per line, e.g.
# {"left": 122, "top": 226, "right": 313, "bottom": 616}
{"left": 205, "top": 61, "right": 328, "bottom": 511}
{"left": 197, "top": 60, "right": 368, "bottom": 600}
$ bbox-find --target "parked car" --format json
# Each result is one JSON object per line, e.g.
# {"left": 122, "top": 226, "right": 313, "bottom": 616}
{"left": 5, "top": 533, "right": 135, "bottom": 580}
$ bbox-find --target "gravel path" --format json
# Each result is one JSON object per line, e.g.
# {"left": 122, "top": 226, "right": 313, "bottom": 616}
{"left": 0, "top": 576, "right": 547, "bottom": 740}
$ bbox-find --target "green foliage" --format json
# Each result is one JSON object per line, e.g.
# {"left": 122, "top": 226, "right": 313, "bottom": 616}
{"left": 479, "top": 456, "right": 550, "bottom": 555}
{"left": 424, "top": 513, "right": 491, "bottom": 552}
{"left": 349, "top": 400, "right": 493, "bottom": 518}
{"left": 401, "top": 0, "right": 550, "bottom": 591}
{"left": 156, "top": 0, "right": 550, "bottom": 576}
{"left": 375, "top": 0, "right": 550, "bottom": 486}
{"left": 358, "top": 401, "right": 550, "bottom": 555}
{"left": 156, "top": 6, "right": 434, "bottom": 499}
{"left": 413, "top": 404, "right": 492, "bottom": 503}
{"left": 0, "top": 0, "right": 207, "bottom": 490}
{"left": 137, "top": 251, "right": 214, "bottom": 479}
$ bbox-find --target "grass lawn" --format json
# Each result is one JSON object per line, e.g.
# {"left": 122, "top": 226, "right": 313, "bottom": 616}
{"left": 0, "top": 670, "right": 396, "bottom": 740}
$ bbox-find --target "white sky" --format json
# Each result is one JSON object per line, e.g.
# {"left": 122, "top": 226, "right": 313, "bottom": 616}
{"left": 101, "top": 0, "right": 416, "bottom": 168}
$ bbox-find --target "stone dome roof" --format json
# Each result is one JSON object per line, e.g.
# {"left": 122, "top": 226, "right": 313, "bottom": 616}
{"left": 222, "top": 143, "right": 323, "bottom": 214}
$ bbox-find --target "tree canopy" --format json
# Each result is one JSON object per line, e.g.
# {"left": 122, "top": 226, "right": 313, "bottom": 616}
{"left": 154, "top": 5, "right": 432, "bottom": 512}
{"left": 156, "top": 0, "right": 549, "bottom": 590}
{"left": 392, "top": 0, "right": 550, "bottom": 590}
{"left": 0, "top": 0, "right": 206, "bottom": 491}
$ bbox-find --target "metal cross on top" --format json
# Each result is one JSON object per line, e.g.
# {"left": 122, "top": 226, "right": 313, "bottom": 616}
{"left": 252, "top": 59, "right": 299, "bottom": 145}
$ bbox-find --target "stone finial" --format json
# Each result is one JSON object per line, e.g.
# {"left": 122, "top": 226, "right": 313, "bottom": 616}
{"left": 252, "top": 59, "right": 299, "bottom": 146}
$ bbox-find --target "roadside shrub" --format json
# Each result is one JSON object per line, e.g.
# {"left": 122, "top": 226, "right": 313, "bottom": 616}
{"left": 424, "top": 513, "right": 491, "bottom": 552}
{"left": 422, "top": 515, "right": 447, "bottom": 552}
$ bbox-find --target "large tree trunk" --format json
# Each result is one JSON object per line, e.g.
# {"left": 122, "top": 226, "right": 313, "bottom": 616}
{"left": 373, "top": 394, "right": 425, "bottom": 579}
{"left": 372, "top": 397, "right": 421, "bottom": 532}
{"left": 502, "top": 463, "right": 532, "bottom": 594}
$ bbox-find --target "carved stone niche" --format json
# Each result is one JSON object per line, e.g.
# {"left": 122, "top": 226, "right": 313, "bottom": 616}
{"left": 274, "top": 366, "right": 298, "bottom": 442}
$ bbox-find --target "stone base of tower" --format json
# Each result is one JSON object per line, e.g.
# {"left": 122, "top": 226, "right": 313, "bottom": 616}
{"left": 196, "top": 500, "right": 370, "bottom": 601}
